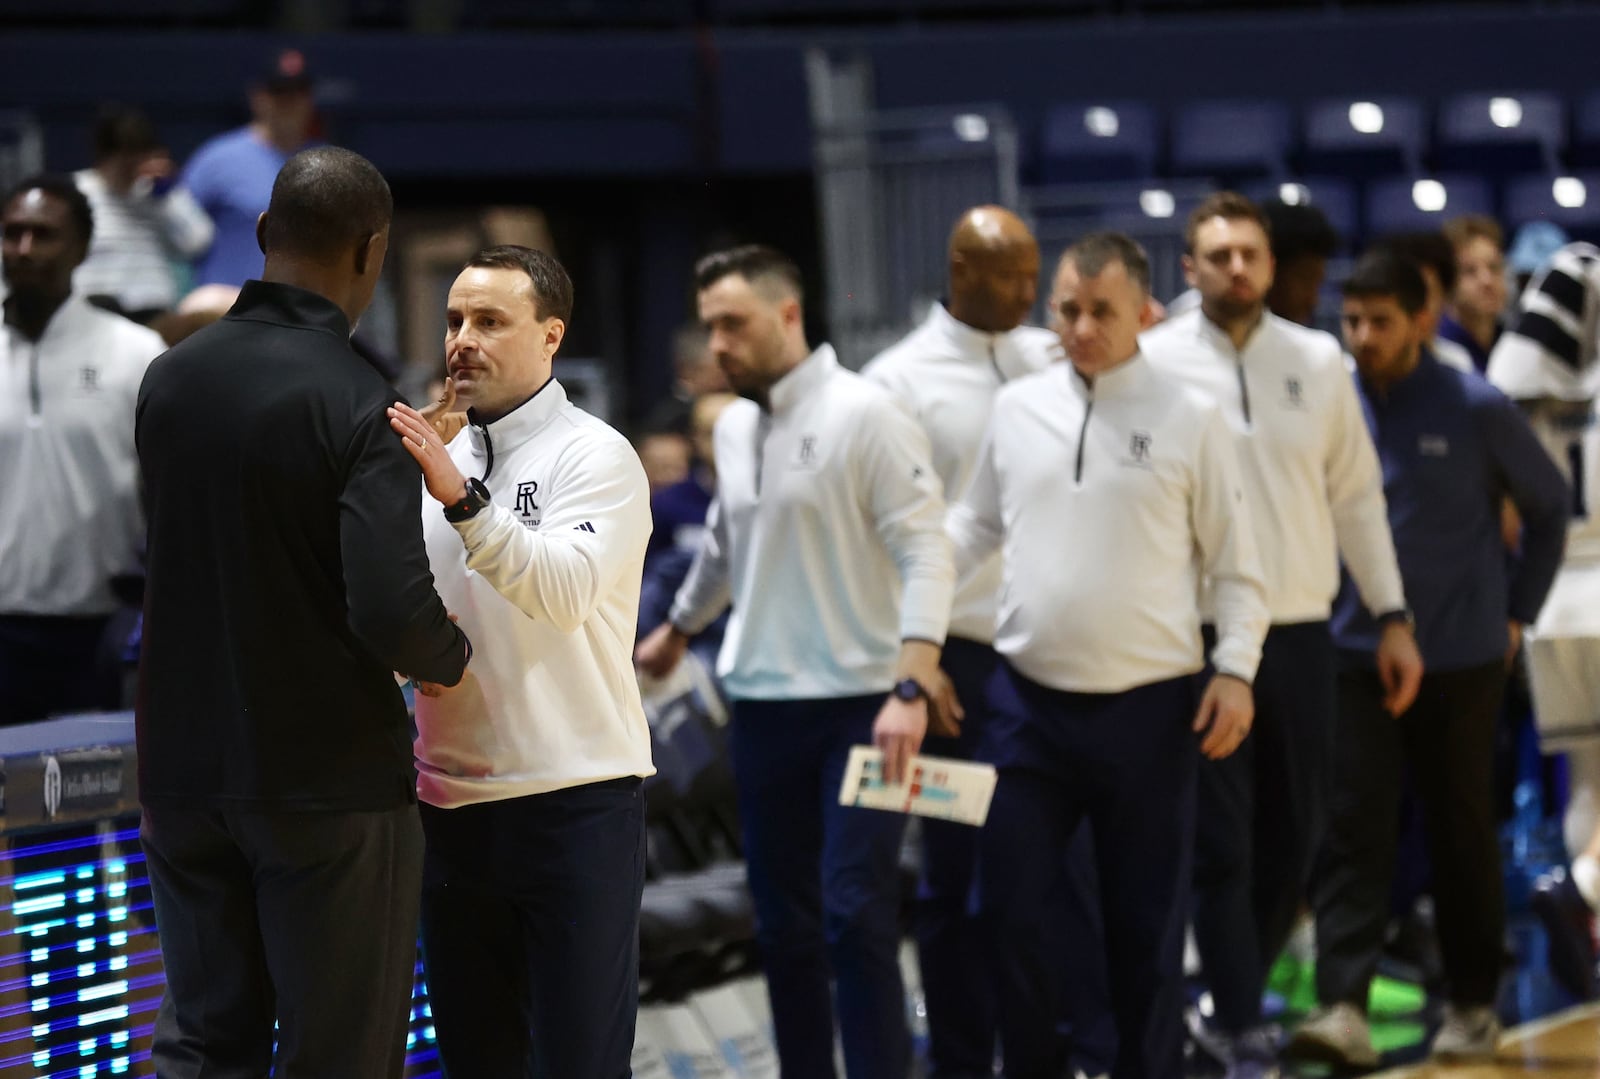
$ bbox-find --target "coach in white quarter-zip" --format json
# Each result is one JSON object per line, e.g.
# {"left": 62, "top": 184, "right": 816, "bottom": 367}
{"left": 636, "top": 244, "right": 954, "bottom": 1079}
{"left": 861, "top": 205, "right": 1058, "bottom": 1079}
{"left": 949, "top": 232, "right": 1269, "bottom": 1079}
{"left": 1140, "top": 192, "right": 1422, "bottom": 1078}
{"left": 387, "top": 245, "right": 654, "bottom": 1079}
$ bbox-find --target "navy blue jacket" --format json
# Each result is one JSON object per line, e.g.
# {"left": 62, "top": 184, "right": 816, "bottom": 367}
{"left": 1332, "top": 351, "right": 1569, "bottom": 670}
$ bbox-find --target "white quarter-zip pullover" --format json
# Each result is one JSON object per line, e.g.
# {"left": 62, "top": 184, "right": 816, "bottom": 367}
{"left": 1141, "top": 308, "right": 1405, "bottom": 624}
{"left": 1, "top": 295, "right": 165, "bottom": 615}
{"left": 414, "top": 378, "right": 656, "bottom": 808}
{"left": 862, "top": 303, "right": 1060, "bottom": 644}
{"left": 948, "top": 353, "right": 1269, "bottom": 693}
{"left": 669, "top": 344, "right": 954, "bottom": 701}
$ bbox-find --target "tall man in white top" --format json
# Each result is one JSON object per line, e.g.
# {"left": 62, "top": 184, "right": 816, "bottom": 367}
{"left": 386, "top": 245, "right": 655, "bottom": 1079}
{"left": 636, "top": 244, "right": 954, "bottom": 1079}
{"left": 861, "top": 204, "right": 1057, "bottom": 1079}
{"left": 1140, "top": 192, "right": 1423, "bottom": 1075}
{"left": 949, "top": 232, "right": 1270, "bottom": 1079}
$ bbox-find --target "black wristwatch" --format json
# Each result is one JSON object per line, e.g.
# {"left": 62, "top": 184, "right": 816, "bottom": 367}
{"left": 1377, "top": 608, "right": 1416, "bottom": 632}
{"left": 444, "top": 477, "right": 492, "bottom": 523}
{"left": 891, "top": 678, "right": 928, "bottom": 703}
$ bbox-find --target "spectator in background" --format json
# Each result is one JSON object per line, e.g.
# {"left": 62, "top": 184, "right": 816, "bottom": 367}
{"left": 644, "top": 321, "right": 732, "bottom": 435}
{"left": 73, "top": 104, "right": 212, "bottom": 323}
{"left": 1375, "top": 231, "right": 1477, "bottom": 373}
{"left": 0, "top": 175, "right": 166, "bottom": 725}
{"left": 1261, "top": 198, "right": 1340, "bottom": 328}
{"left": 1441, "top": 214, "right": 1510, "bottom": 372}
{"left": 182, "top": 47, "right": 320, "bottom": 288}
{"left": 636, "top": 428, "right": 691, "bottom": 494}
{"left": 639, "top": 390, "right": 737, "bottom": 668}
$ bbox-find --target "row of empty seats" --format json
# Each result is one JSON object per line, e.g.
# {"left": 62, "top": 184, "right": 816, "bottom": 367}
{"left": 1038, "top": 93, "right": 1598, "bottom": 183}
{"left": 1025, "top": 172, "right": 1600, "bottom": 249}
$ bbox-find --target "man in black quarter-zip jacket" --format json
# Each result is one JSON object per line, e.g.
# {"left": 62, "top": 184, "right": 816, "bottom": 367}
{"left": 135, "top": 147, "right": 470, "bottom": 1079}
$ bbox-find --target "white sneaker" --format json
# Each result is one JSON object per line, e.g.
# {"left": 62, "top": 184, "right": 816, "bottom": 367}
{"left": 1430, "top": 1004, "right": 1501, "bottom": 1062}
{"left": 1285, "top": 1003, "right": 1380, "bottom": 1070}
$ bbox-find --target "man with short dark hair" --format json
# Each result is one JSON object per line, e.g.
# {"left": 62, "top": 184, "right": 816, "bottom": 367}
{"left": 0, "top": 174, "right": 166, "bottom": 725}
{"left": 1260, "top": 198, "right": 1339, "bottom": 327}
{"left": 137, "top": 146, "right": 470, "bottom": 1078}
{"left": 954, "top": 231, "right": 1269, "bottom": 1079}
{"left": 1376, "top": 230, "right": 1477, "bottom": 372}
{"left": 73, "top": 103, "right": 213, "bottom": 321}
{"left": 1289, "top": 251, "right": 1568, "bottom": 1068}
{"left": 387, "top": 243, "right": 655, "bottom": 1078}
{"left": 637, "top": 243, "right": 953, "bottom": 1079}
{"left": 1141, "top": 191, "right": 1418, "bottom": 1078}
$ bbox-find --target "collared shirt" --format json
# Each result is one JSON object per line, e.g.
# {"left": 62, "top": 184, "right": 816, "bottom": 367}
{"left": 137, "top": 280, "right": 469, "bottom": 810}
{"left": 862, "top": 303, "right": 1059, "bottom": 644}
{"left": 949, "top": 353, "right": 1269, "bottom": 694}
{"left": 1141, "top": 307, "right": 1405, "bottom": 625}
{"left": 1332, "top": 350, "right": 1569, "bottom": 669}
{"left": 670, "top": 344, "right": 953, "bottom": 701}
{"left": 0, "top": 295, "right": 165, "bottom": 615}
{"left": 1439, "top": 312, "right": 1499, "bottom": 374}
{"left": 73, "top": 168, "right": 214, "bottom": 312}
{"left": 414, "top": 378, "right": 656, "bottom": 807}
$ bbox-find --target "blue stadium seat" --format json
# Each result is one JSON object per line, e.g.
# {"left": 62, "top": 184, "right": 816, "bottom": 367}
{"left": 1437, "top": 91, "right": 1565, "bottom": 174}
{"left": 1039, "top": 101, "right": 1159, "bottom": 183}
{"left": 1242, "top": 178, "right": 1359, "bottom": 249}
{"left": 1170, "top": 99, "right": 1292, "bottom": 180}
{"left": 1300, "top": 96, "right": 1425, "bottom": 178}
{"left": 1364, "top": 174, "right": 1494, "bottom": 235}
{"left": 1504, "top": 172, "right": 1600, "bottom": 243}
{"left": 1574, "top": 91, "right": 1600, "bottom": 168}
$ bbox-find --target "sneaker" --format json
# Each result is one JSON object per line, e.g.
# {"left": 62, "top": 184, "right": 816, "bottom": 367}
{"left": 1430, "top": 1003, "right": 1501, "bottom": 1062}
{"left": 1285, "top": 1003, "right": 1380, "bottom": 1070}
{"left": 1531, "top": 869, "right": 1599, "bottom": 1000}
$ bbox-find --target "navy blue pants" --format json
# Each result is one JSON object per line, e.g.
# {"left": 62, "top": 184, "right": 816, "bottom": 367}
{"left": 730, "top": 694, "right": 911, "bottom": 1079}
{"left": 917, "top": 637, "right": 999, "bottom": 1079}
{"left": 419, "top": 777, "right": 646, "bottom": 1079}
{"left": 1192, "top": 621, "right": 1335, "bottom": 1032}
{"left": 977, "top": 664, "right": 1198, "bottom": 1079}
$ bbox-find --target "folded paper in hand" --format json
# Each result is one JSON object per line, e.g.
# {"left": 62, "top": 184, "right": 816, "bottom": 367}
{"left": 837, "top": 745, "right": 997, "bottom": 826}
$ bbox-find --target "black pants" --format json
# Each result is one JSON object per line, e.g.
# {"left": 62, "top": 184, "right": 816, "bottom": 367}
{"left": 0, "top": 613, "right": 118, "bottom": 726}
{"left": 978, "top": 664, "right": 1199, "bottom": 1079}
{"left": 420, "top": 777, "right": 645, "bottom": 1079}
{"left": 142, "top": 803, "right": 424, "bottom": 1079}
{"left": 1193, "top": 621, "right": 1336, "bottom": 1032}
{"left": 1312, "top": 658, "right": 1507, "bottom": 1009}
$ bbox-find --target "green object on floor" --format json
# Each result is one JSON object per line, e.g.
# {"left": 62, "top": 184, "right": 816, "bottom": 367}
{"left": 1368, "top": 973, "right": 1426, "bottom": 1017}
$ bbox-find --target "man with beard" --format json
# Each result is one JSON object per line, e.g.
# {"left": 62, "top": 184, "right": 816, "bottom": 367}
{"left": 0, "top": 175, "right": 166, "bottom": 724}
{"left": 636, "top": 244, "right": 953, "bottom": 1079}
{"left": 860, "top": 205, "right": 1059, "bottom": 1079}
{"left": 1140, "top": 192, "right": 1421, "bottom": 1078}
{"left": 1288, "top": 251, "right": 1567, "bottom": 1068}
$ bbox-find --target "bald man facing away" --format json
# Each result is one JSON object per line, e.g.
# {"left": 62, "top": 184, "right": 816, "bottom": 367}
{"left": 861, "top": 205, "right": 1059, "bottom": 1079}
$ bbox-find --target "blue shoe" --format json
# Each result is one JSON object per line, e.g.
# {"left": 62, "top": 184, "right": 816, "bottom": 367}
{"left": 1530, "top": 869, "right": 1598, "bottom": 1000}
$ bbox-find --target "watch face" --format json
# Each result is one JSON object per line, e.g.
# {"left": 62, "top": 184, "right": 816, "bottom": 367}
{"left": 894, "top": 679, "right": 920, "bottom": 702}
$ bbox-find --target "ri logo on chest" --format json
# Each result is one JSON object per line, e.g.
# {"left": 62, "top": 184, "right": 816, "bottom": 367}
{"left": 515, "top": 480, "right": 541, "bottom": 528}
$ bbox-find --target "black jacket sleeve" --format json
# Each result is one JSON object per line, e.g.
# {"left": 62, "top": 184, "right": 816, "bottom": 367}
{"left": 338, "top": 405, "right": 470, "bottom": 685}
